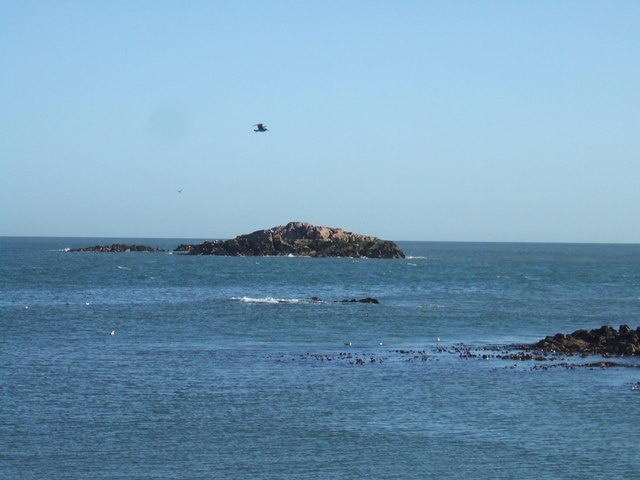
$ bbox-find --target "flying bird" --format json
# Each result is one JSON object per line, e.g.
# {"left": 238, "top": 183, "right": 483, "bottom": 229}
{"left": 253, "top": 123, "right": 268, "bottom": 132}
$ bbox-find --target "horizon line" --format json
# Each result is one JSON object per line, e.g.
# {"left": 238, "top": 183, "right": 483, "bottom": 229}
{"left": 1, "top": 234, "right": 638, "bottom": 246}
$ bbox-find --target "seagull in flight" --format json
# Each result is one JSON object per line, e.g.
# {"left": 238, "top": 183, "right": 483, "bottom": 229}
{"left": 253, "top": 123, "right": 268, "bottom": 132}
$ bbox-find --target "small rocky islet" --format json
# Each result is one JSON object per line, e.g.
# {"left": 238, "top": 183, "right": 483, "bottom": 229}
{"left": 69, "top": 221, "right": 405, "bottom": 259}
{"left": 175, "top": 221, "right": 405, "bottom": 258}
{"left": 530, "top": 324, "right": 640, "bottom": 356}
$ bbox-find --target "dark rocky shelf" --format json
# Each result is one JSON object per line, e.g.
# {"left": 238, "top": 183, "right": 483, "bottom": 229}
{"left": 68, "top": 244, "right": 165, "bottom": 253}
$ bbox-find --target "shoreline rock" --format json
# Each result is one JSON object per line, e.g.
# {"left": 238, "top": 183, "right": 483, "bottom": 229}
{"left": 175, "top": 221, "right": 405, "bottom": 258}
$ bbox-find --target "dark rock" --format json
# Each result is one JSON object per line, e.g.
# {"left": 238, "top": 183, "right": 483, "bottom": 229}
{"left": 69, "top": 244, "right": 165, "bottom": 253}
{"left": 532, "top": 325, "right": 640, "bottom": 356}
{"left": 175, "top": 221, "right": 405, "bottom": 258}
{"left": 174, "top": 244, "right": 195, "bottom": 253}
{"left": 620, "top": 324, "right": 632, "bottom": 335}
{"left": 338, "top": 297, "right": 380, "bottom": 304}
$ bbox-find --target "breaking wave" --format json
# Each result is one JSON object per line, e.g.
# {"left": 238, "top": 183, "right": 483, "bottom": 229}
{"left": 232, "top": 296, "right": 323, "bottom": 305}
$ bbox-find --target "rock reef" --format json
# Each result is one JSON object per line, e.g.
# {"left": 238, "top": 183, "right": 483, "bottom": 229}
{"left": 530, "top": 325, "right": 640, "bottom": 356}
{"left": 338, "top": 297, "right": 380, "bottom": 304}
{"left": 68, "top": 244, "right": 165, "bottom": 253}
{"left": 175, "top": 222, "right": 405, "bottom": 258}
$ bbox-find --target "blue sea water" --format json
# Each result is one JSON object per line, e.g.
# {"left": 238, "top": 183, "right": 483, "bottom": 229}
{"left": 1, "top": 237, "right": 639, "bottom": 479}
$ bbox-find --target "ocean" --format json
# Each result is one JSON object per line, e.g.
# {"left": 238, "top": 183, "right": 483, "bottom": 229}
{"left": 1, "top": 237, "right": 639, "bottom": 479}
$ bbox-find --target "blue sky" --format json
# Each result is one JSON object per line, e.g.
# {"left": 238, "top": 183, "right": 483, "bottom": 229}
{"left": 2, "top": 1, "right": 638, "bottom": 242}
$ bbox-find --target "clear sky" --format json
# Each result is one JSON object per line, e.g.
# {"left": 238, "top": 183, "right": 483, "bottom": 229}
{"left": 2, "top": 1, "right": 638, "bottom": 242}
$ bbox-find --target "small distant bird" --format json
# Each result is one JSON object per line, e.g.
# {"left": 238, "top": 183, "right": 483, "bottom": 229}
{"left": 253, "top": 123, "right": 268, "bottom": 132}
{"left": 344, "top": 341, "right": 352, "bottom": 347}
{"left": 110, "top": 330, "right": 116, "bottom": 336}
{"left": 177, "top": 188, "right": 183, "bottom": 194}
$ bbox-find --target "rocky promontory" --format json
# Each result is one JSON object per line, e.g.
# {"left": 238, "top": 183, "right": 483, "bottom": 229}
{"left": 68, "top": 244, "right": 165, "bottom": 253}
{"left": 175, "top": 222, "right": 405, "bottom": 258}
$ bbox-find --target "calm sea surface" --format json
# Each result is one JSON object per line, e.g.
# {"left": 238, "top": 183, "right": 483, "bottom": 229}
{"left": 1, "top": 237, "right": 639, "bottom": 479}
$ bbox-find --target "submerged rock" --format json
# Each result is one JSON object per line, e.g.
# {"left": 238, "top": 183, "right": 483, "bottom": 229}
{"left": 175, "top": 221, "right": 405, "bottom": 258}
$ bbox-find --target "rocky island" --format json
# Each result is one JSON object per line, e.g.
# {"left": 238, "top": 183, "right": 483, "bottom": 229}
{"left": 175, "top": 222, "right": 405, "bottom": 258}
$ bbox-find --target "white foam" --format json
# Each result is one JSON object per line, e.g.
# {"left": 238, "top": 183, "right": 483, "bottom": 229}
{"left": 232, "top": 296, "right": 320, "bottom": 304}
{"left": 233, "top": 296, "right": 285, "bottom": 304}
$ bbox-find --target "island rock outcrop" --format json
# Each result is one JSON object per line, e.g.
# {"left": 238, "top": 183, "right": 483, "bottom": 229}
{"left": 69, "top": 244, "right": 165, "bottom": 253}
{"left": 175, "top": 222, "right": 405, "bottom": 258}
{"left": 531, "top": 325, "right": 640, "bottom": 356}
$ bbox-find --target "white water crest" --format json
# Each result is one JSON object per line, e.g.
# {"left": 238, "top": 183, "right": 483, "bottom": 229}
{"left": 232, "top": 296, "right": 323, "bottom": 304}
